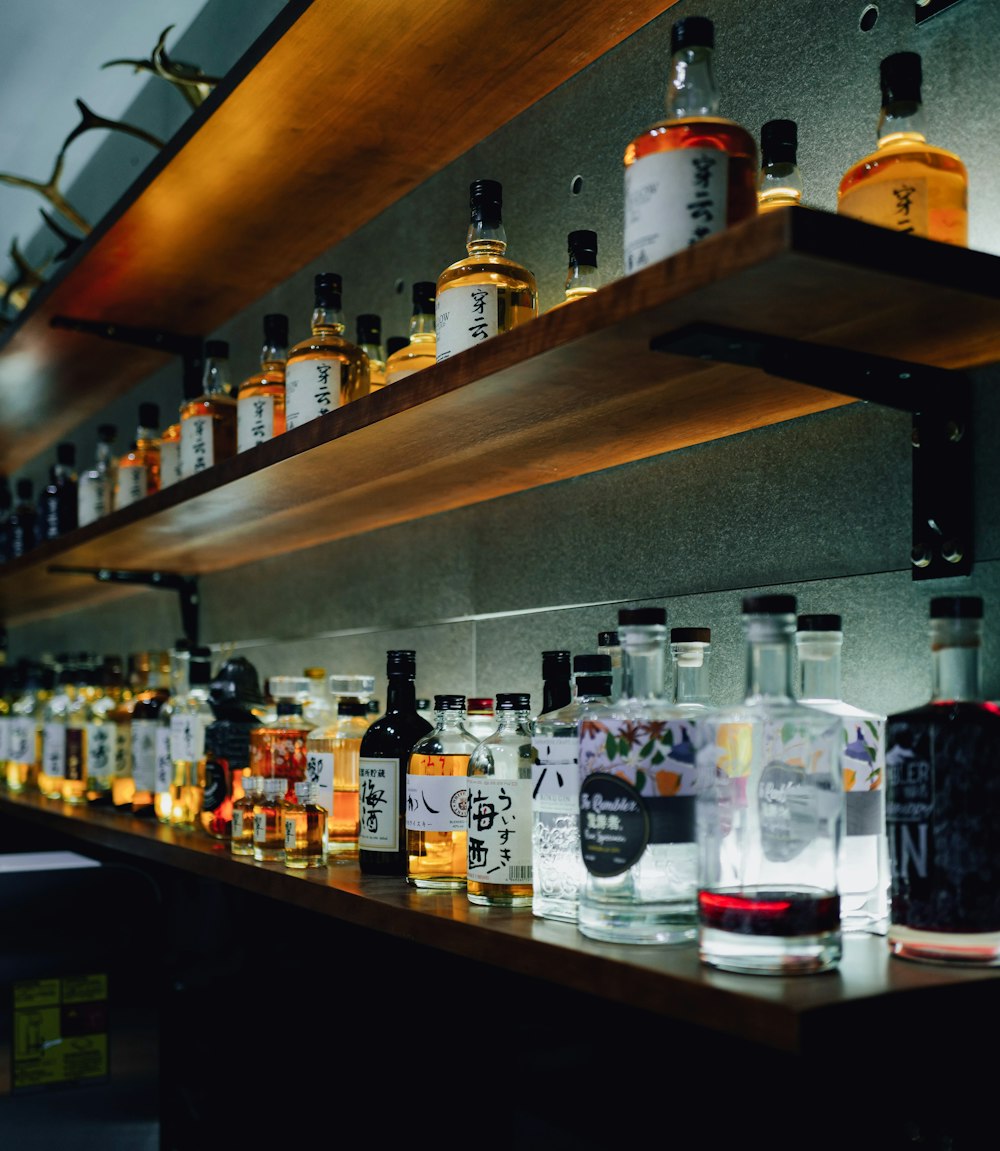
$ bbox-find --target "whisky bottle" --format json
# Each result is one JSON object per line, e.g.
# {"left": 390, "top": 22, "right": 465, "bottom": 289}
{"left": 623, "top": 15, "right": 757, "bottom": 274}
{"left": 838, "top": 52, "right": 967, "bottom": 245}
{"left": 355, "top": 314, "right": 386, "bottom": 393}
{"left": 435, "top": 179, "right": 538, "bottom": 362}
{"left": 283, "top": 781, "right": 328, "bottom": 869}
{"left": 358, "top": 651, "right": 434, "bottom": 876}
{"left": 758, "top": 119, "right": 803, "bottom": 212}
{"left": 8, "top": 479, "right": 37, "bottom": 559}
{"left": 886, "top": 596, "right": 1000, "bottom": 964}
{"left": 39, "top": 656, "right": 74, "bottom": 800}
{"left": 0, "top": 475, "right": 11, "bottom": 563}
{"left": 38, "top": 442, "right": 78, "bottom": 540}
{"left": 61, "top": 655, "right": 98, "bottom": 806}
{"left": 284, "top": 273, "right": 370, "bottom": 430}
{"left": 5, "top": 661, "right": 51, "bottom": 793}
{"left": 85, "top": 655, "right": 124, "bottom": 804}
{"left": 237, "top": 312, "right": 288, "bottom": 453}
{"left": 796, "top": 614, "right": 888, "bottom": 936}
{"left": 110, "top": 653, "right": 141, "bottom": 810}
{"left": 384, "top": 282, "right": 437, "bottom": 385}
{"left": 159, "top": 370, "right": 197, "bottom": 490}
{"left": 547, "top": 230, "right": 599, "bottom": 311}
{"left": 406, "top": 695, "right": 477, "bottom": 890}
{"left": 531, "top": 655, "right": 613, "bottom": 923}
{"left": 130, "top": 650, "right": 172, "bottom": 818}
{"left": 180, "top": 340, "right": 236, "bottom": 477}
{"left": 231, "top": 775, "right": 261, "bottom": 856}
{"left": 696, "top": 595, "right": 843, "bottom": 975}
{"left": 253, "top": 775, "right": 287, "bottom": 862}
{"left": 249, "top": 676, "right": 313, "bottom": 800}
{"left": 78, "top": 424, "right": 118, "bottom": 527}
{"left": 467, "top": 693, "right": 535, "bottom": 906}
{"left": 167, "top": 645, "right": 213, "bottom": 830}
{"left": 116, "top": 403, "right": 161, "bottom": 509}
{"left": 154, "top": 640, "right": 190, "bottom": 824}
{"left": 304, "top": 674, "right": 374, "bottom": 861}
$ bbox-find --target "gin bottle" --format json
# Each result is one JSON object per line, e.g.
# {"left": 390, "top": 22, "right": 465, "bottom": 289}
{"left": 623, "top": 15, "right": 757, "bottom": 274}
{"left": 758, "top": 119, "right": 803, "bottom": 213}
{"left": 886, "top": 596, "right": 1000, "bottom": 964}
{"left": 467, "top": 693, "right": 535, "bottom": 906}
{"left": 578, "top": 608, "right": 704, "bottom": 945}
{"left": 796, "top": 614, "right": 888, "bottom": 935}
{"left": 696, "top": 595, "right": 843, "bottom": 975}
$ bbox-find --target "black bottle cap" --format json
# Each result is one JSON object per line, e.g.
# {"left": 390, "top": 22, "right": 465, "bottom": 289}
{"left": 598, "top": 630, "right": 619, "bottom": 647}
{"left": 573, "top": 653, "right": 612, "bottom": 674}
{"left": 542, "top": 650, "right": 571, "bottom": 678}
{"left": 205, "top": 339, "right": 229, "bottom": 359}
{"left": 672, "top": 16, "right": 713, "bottom": 52}
{"left": 97, "top": 423, "right": 117, "bottom": 443}
{"left": 496, "top": 692, "right": 530, "bottom": 711}
{"left": 56, "top": 442, "right": 75, "bottom": 465}
{"left": 189, "top": 646, "right": 213, "bottom": 685}
{"left": 264, "top": 313, "right": 289, "bottom": 344}
{"left": 881, "top": 52, "right": 922, "bottom": 105}
{"left": 138, "top": 402, "right": 159, "bottom": 429}
{"left": 386, "top": 336, "right": 408, "bottom": 357}
{"left": 760, "top": 119, "right": 798, "bottom": 165}
{"left": 618, "top": 607, "right": 666, "bottom": 627}
{"left": 743, "top": 594, "right": 797, "bottom": 615}
{"left": 386, "top": 649, "right": 417, "bottom": 676}
{"left": 797, "top": 614, "right": 842, "bottom": 632}
{"left": 568, "top": 229, "right": 598, "bottom": 267}
{"left": 930, "top": 596, "right": 983, "bottom": 620}
{"left": 338, "top": 696, "right": 369, "bottom": 717}
{"left": 577, "top": 674, "right": 613, "bottom": 696}
{"left": 357, "top": 313, "right": 382, "bottom": 343}
{"left": 315, "top": 272, "right": 343, "bottom": 309}
{"left": 413, "top": 281, "right": 436, "bottom": 313}
{"left": 434, "top": 694, "right": 466, "bottom": 710}
{"left": 671, "top": 627, "right": 711, "bottom": 643}
{"left": 470, "top": 179, "right": 502, "bottom": 226}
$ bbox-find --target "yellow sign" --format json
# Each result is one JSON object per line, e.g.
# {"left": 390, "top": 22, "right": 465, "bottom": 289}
{"left": 12, "top": 974, "right": 109, "bottom": 1091}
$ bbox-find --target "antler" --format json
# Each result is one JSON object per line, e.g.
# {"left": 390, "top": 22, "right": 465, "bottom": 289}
{"left": 0, "top": 150, "right": 91, "bottom": 235}
{"left": 104, "top": 24, "right": 220, "bottom": 110}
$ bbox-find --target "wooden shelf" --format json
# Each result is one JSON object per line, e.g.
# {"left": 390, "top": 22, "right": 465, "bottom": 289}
{"left": 4, "top": 206, "right": 1000, "bottom": 626}
{"left": 3, "top": 786, "right": 999, "bottom": 1058}
{"left": 0, "top": 0, "right": 682, "bottom": 475}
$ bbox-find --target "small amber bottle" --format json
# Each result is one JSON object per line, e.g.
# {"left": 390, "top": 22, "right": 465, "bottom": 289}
{"left": 253, "top": 776, "right": 287, "bottom": 862}
{"left": 283, "top": 781, "right": 328, "bottom": 869}
{"left": 237, "top": 313, "right": 288, "bottom": 453}
{"left": 232, "top": 775, "right": 262, "bottom": 856}
{"left": 179, "top": 339, "right": 237, "bottom": 477}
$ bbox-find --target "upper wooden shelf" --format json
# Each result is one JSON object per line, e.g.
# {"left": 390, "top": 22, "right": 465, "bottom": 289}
{"left": 3, "top": 206, "right": 1000, "bottom": 626}
{"left": 0, "top": 0, "right": 683, "bottom": 475}
{"left": 3, "top": 787, "right": 999, "bottom": 1057}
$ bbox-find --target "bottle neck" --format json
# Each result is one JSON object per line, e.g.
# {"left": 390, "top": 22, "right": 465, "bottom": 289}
{"left": 931, "top": 619, "right": 982, "bottom": 702}
{"left": 203, "top": 358, "right": 231, "bottom": 397}
{"left": 542, "top": 677, "right": 572, "bottom": 714}
{"left": 261, "top": 339, "right": 287, "bottom": 371}
{"left": 743, "top": 617, "right": 795, "bottom": 702}
{"left": 409, "top": 312, "right": 436, "bottom": 340}
{"left": 564, "top": 261, "right": 599, "bottom": 301}
{"left": 878, "top": 99, "right": 927, "bottom": 146}
{"left": 466, "top": 215, "right": 507, "bottom": 257}
{"left": 668, "top": 44, "right": 720, "bottom": 120}
{"left": 312, "top": 305, "right": 345, "bottom": 335}
{"left": 385, "top": 675, "right": 418, "bottom": 712}
{"left": 672, "top": 645, "right": 711, "bottom": 706}
{"left": 796, "top": 637, "right": 843, "bottom": 702}
{"left": 621, "top": 627, "right": 667, "bottom": 701}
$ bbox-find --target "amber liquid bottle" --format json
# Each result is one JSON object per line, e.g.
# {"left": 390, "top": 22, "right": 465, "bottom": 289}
{"left": 356, "top": 314, "right": 386, "bottom": 393}
{"left": 547, "top": 230, "right": 599, "bottom": 311}
{"left": 116, "top": 402, "right": 162, "bottom": 508}
{"left": 758, "top": 118, "right": 804, "bottom": 213}
{"left": 179, "top": 339, "right": 236, "bottom": 477}
{"left": 838, "top": 52, "right": 967, "bottom": 246}
{"left": 384, "top": 281, "right": 437, "bottom": 385}
{"left": 623, "top": 15, "right": 757, "bottom": 274}
{"left": 130, "top": 651, "right": 171, "bottom": 817}
{"left": 237, "top": 312, "right": 288, "bottom": 453}
{"left": 284, "top": 273, "right": 370, "bottom": 429}
{"left": 434, "top": 179, "right": 537, "bottom": 362}
{"left": 358, "top": 651, "right": 433, "bottom": 876}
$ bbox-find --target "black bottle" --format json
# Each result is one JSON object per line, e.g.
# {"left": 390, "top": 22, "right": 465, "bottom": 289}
{"left": 9, "top": 479, "right": 37, "bottom": 558}
{"left": 358, "top": 650, "right": 433, "bottom": 876}
{"left": 38, "top": 442, "right": 78, "bottom": 541}
{"left": 540, "top": 650, "right": 572, "bottom": 716}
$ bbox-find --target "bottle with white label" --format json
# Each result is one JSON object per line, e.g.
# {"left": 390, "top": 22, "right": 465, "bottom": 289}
{"left": 384, "top": 281, "right": 437, "bottom": 385}
{"left": 467, "top": 692, "right": 535, "bottom": 906}
{"left": 179, "top": 340, "right": 236, "bottom": 478}
{"left": 77, "top": 423, "right": 118, "bottom": 527}
{"left": 622, "top": 14, "right": 757, "bottom": 275}
{"left": 284, "top": 273, "right": 370, "bottom": 430}
{"left": 116, "top": 403, "right": 161, "bottom": 510}
{"left": 237, "top": 312, "right": 288, "bottom": 453}
{"left": 38, "top": 656, "right": 75, "bottom": 801}
{"left": 167, "top": 645, "right": 213, "bottom": 830}
{"left": 435, "top": 179, "right": 537, "bottom": 363}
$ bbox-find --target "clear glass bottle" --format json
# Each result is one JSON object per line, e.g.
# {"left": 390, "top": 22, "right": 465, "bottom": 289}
{"left": 670, "top": 626, "right": 712, "bottom": 711}
{"left": 155, "top": 640, "right": 190, "bottom": 824}
{"left": 301, "top": 666, "right": 334, "bottom": 729}
{"left": 39, "top": 656, "right": 74, "bottom": 800}
{"left": 77, "top": 423, "right": 118, "bottom": 527}
{"left": 435, "top": 179, "right": 537, "bottom": 362}
{"left": 130, "top": 650, "right": 172, "bottom": 818}
{"left": 237, "top": 312, "right": 288, "bottom": 453}
{"left": 406, "top": 694, "right": 477, "bottom": 890}
{"left": 232, "top": 775, "right": 262, "bottom": 856}
{"left": 384, "top": 281, "right": 437, "bottom": 385}
{"left": 253, "top": 776, "right": 287, "bottom": 862}
{"left": 696, "top": 594, "right": 843, "bottom": 975}
{"left": 304, "top": 674, "right": 374, "bottom": 861}
{"left": 359, "top": 651, "right": 433, "bottom": 875}
{"left": 284, "top": 780, "right": 328, "bottom": 868}
{"left": 284, "top": 272, "right": 370, "bottom": 430}
{"left": 61, "top": 654, "right": 98, "bottom": 806}
{"left": 532, "top": 654, "right": 613, "bottom": 923}
{"left": 109, "top": 653, "right": 141, "bottom": 810}
{"left": 796, "top": 614, "right": 888, "bottom": 936}
{"left": 758, "top": 118, "right": 803, "bottom": 213}
{"left": 623, "top": 15, "right": 757, "bottom": 275}
{"left": 116, "top": 403, "right": 161, "bottom": 508}
{"left": 8, "top": 479, "right": 37, "bottom": 559}
{"left": 356, "top": 314, "right": 386, "bottom": 393}
{"left": 463, "top": 696, "right": 496, "bottom": 745}
{"left": 85, "top": 655, "right": 124, "bottom": 804}
{"left": 249, "top": 676, "right": 313, "bottom": 802}
{"left": 180, "top": 339, "right": 236, "bottom": 476}
{"left": 467, "top": 692, "right": 535, "bottom": 906}
{"left": 167, "top": 645, "right": 214, "bottom": 830}
{"left": 597, "top": 629, "right": 622, "bottom": 702}
{"left": 38, "top": 442, "right": 78, "bottom": 541}
{"left": 838, "top": 52, "right": 967, "bottom": 245}
{"left": 5, "top": 661, "right": 51, "bottom": 793}
{"left": 578, "top": 609, "right": 703, "bottom": 945}
{"left": 886, "top": 596, "right": 1000, "bottom": 965}
{"left": 547, "top": 229, "right": 599, "bottom": 311}
{"left": 159, "top": 370, "right": 196, "bottom": 490}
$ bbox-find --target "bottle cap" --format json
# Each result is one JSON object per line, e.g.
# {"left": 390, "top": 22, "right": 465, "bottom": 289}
{"left": 314, "top": 272, "right": 343, "bottom": 309}
{"left": 496, "top": 692, "right": 530, "bottom": 711}
{"left": 466, "top": 697, "right": 494, "bottom": 714}
{"left": 598, "top": 630, "right": 619, "bottom": 647}
{"left": 930, "top": 596, "right": 982, "bottom": 620}
{"left": 880, "top": 52, "right": 922, "bottom": 105}
{"left": 263, "top": 777, "right": 285, "bottom": 798}
{"left": 97, "top": 423, "right": 117, "bottom": 443}
{"left": 670, "top": 627, "right": 711, "bottom": 644}
{"left": 469, "top": 179, "right": 503, "bottom": 226}
{"left": 742, "top": 594, "right": 797, "bottom": 615}
{"left": 386, "top": 336, "right": 408, "bottom": 357}
{"left": 542, "top": 650, "right": 571, "bottom": 678}
{"left": 336, "top": 696, "right": 370, "bottom": 716}
{"left": 573, "top": 653, "right": 612, "bottom": 674}
{"left": 434, "top": 694, "right": 466, "bottom": 710}
{"left": 264, "top": 313, "right": 289, "bottom": 345}
{"left": 672, "top": 15, "right": 713, "bottom": 52}
{"left": 356, "top": 313, "right": 382, "bottom": 343}
{"left": 328, "top": 673, "right": 376, "bottom": 698}
{"left": 138, "top": 402, "right": 160, "bottom": 430}
{"left": 760, "top": 119, "right": 797, "bottom": 165}
{"left": 796, "top": 614, "right": 842, "bottom": 632}
{"left": 268, "top": 675, "right": 312, "bottom": 699}
{"left": 413, "top": 281, "right": 436, "bottom": 313}
{"left": 205, "top": 339, "right": 229, "bottom": 359}
{"left": 56, "top": 442, "right": 75, "bottom": 466}
{"left": 386, "top": 650, "right": 417, "bottom": 677}
{"left": 618, "top": 607, "right": 666, "bottom": 627}
{"left": 567, "top": 229, "right": 598, "bottom": 266}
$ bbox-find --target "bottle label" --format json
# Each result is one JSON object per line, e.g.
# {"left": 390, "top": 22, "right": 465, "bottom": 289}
{"left": 42, "top": 723, "right": 66, "bottom": 780}
{"left": 233, "top": 809, "right": 244, "bottom": 838}
{"left": 406, "top": 771, "right": 468, "bottom": 832}
{"left": 155, "top": 726, "right": 174, "bottom": 792}
{"left": 180, "top": 415, "right": 215, "bottom": 475}
{"left": 284, "top": 815, "right": 298, "bottom": 851}
{"left": 131, "top": 719, "right": 158, "bottom": 791}
{"left": 85, "top": 723, "right": 114, "bottom": 782}
{"left": 0, "top": 717, "right": 9, "bottom": 761}
{"left": 305, "top": 749, "right": 334, "bottom": 816}
{"left": 840, "top": 177, "right": 929, "bottom": 237}
{"left": 238, "top": 394, "right": 276, "bottom": 452}
{"left": 159, "top": 442, "right": 181, "bottom": 488}
{"left": 435, "top": 284, "right": 499, "bottom": 361}
{"left": 467, "top": 776, "right": 533, "bottom": 885}
{"left": 532, "top": 734, "right": 578, "bottom": 814}
{"left": 8, "top": 717, "right": 34, "bottom": 763}
{"left": 78, "top": 473, "right": 112, "bottom": 526}
{"left": 170, "top": 713, "right": 206, "bottom": 763}
{"left": 841, "top": 717, "right": 885, "bottom": 837}
{"left": 358, "top": 756, "right": 399, "bottom": 851}
{"left": 116, "top": 465, "right": 148, "bottom": 509}
{"left": 113, "top": 724, "right": 131, "bottom": 780}
{"left": 253, "top": 811, "right": 267, "bottom": 842}
{"left": 623, "top": 148, "right": 729, "bottom": 273}
{"left": 284, "top": 359, "right": 341, "bottom": 430}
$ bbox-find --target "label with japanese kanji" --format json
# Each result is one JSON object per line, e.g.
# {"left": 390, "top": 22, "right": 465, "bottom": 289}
{"left": 359, "top": 756, "right": 399, "bottom": 851}
{"left": 467, "top": 775, "right": 533, "bottom": 885}
{"left": 85, "top": 723, "right": 114, "bottom": 783}
{"left": 180, "top": 414, "right": 215, "bottom": 475}
{"left": 238, "top": 394, "right": 276, "bottom": 451}
{"left": 285, "top": 359, "right": 341, "bottom": 430}
{"left": 435, "top": 284, "right": 499, "bottom": 361}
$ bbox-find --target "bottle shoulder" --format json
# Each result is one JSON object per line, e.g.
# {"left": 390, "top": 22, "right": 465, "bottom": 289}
{"left": 626, "top": 116, "right": 757, "bottom": 164}
{"left": 437, "top": 252, "right": 537, "bottom": 293}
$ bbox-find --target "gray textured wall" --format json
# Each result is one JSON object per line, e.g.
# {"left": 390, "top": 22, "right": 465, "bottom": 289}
{"left": 8, "top": 0, "right": 1000, "bottom": 721}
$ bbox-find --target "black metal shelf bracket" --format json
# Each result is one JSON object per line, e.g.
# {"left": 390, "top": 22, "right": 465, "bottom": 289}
{"left": 47, "top": 567, "right": 199, "bottom": 646}
{"left": 49, "top": 315, "right": 204, "bottom": 392}
{"left": 651, "top": 322, "right": 973, "bottom": 581}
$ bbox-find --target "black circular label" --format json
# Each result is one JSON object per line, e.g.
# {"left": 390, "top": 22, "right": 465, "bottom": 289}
{"left": 579, "top": 773, "right": 649, "bottom": 877}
